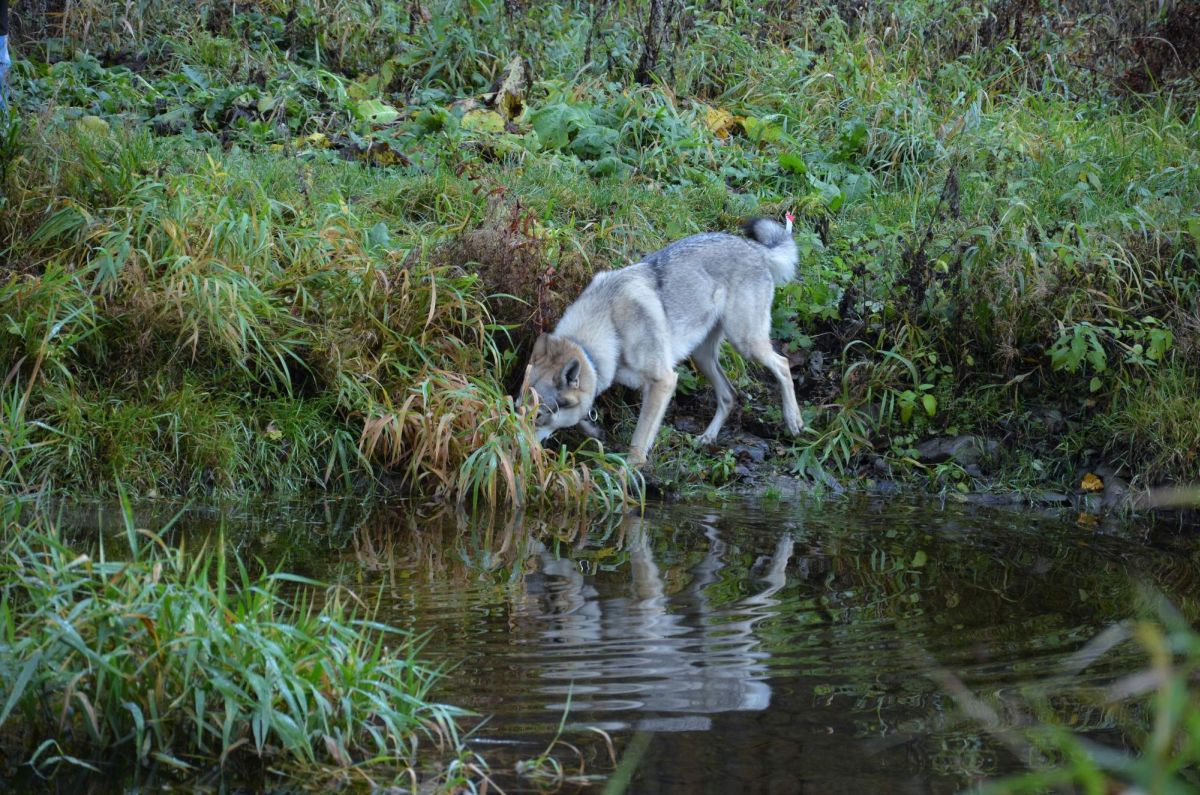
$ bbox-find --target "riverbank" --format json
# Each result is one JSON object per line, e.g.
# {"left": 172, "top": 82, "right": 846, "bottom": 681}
{"left": 2, "top": 1, "right": 1197, "bottom": 507}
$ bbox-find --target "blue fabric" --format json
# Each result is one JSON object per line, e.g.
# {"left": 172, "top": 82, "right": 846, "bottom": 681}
{"left": 0, "top": 35, "right": 10, "bottom": 115}
{"left": 577, "top": 342, "right": 596, "bottom": 375}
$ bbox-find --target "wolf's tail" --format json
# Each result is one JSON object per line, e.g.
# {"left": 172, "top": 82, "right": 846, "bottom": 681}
{"left": 741, "top": 217, "right": 798, "bottom": 286}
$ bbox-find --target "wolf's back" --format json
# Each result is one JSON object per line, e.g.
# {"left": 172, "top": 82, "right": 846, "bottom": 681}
{"left": 741, "top": 218, "right": 798, "bottom": 286}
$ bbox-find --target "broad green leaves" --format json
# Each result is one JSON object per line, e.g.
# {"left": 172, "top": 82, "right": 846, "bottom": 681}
{"left": 1049, "top": 323, "right": 1107, "bottom": 375}
{"left": 569, "top": 124, "right": 619, "bottom": 160}
{"left": 1049, "top": 318, "right": 1175, "bottom": 391}
{"left": 778, "top": 152, "right": 807, "bottom": 175}
{"left": 527, "top": 103, "right": 591, "bottom": 151}
{"left": 354, "top": 98, "right": 401, "bottom": 124}
{"left": 897, "top": 387, "right": 938, "bottom": 424}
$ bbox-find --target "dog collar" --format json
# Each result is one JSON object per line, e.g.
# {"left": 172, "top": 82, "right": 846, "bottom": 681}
{"left": 578, "top": 344, "right": 596, "bottom": 374}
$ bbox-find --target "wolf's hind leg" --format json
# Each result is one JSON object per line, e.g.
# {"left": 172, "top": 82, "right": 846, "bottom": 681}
{"left": 628, "top": 370, "right": 678, "bottom": 465}
{"left": 692, "top": 328, "right": 736, "bottom": 445}
{"left": 746, "top": 339, "right": 803, "bottom": 436}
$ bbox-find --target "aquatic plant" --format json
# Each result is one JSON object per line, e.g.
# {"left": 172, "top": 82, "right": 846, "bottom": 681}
{"left": 972, "top": 600, "right": 1200, "bottom": 794}
{"left": 0, "top": 502, "right": 463, "bottom": 776}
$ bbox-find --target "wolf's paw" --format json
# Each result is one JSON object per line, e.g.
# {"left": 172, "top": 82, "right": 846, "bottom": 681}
{"left": 786, "top": 417, "right": 804, "bottom": 436}
{"left": 696, "top": 431, "right": 717, "bottom": 446}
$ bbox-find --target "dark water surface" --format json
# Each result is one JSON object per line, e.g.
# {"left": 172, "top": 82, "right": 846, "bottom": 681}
{"left": 38, "top": 497, "right": 1200, "bottom": 792}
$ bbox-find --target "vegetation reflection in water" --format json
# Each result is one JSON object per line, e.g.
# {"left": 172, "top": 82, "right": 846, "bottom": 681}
{"left": 15, "top": 497, "right": 1198, "bottom": 793}
{"left": 226, "top": 496, "right": 1197, "bottom": 793}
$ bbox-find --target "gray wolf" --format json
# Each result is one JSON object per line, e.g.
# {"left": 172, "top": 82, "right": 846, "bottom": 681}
{"left": 523, "top": 216, "right": 803, "bottom": 465}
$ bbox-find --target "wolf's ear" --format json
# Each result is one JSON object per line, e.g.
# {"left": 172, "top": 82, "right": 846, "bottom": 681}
{"left": 531, "top": 334, "right": 550, "bottom": 359}
{"left": 561, "top": 357, "right": 581, "bottom": 388}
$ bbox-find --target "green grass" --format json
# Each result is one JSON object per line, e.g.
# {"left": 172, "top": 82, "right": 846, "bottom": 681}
{"left": 0, "top": 0, "right": 1197, "bottom": 503}
{"left": 0, "top": 499, "right": 463, "bottom": 779}
{"left": 0, "top": 115, "right": 639, "bottom": 507}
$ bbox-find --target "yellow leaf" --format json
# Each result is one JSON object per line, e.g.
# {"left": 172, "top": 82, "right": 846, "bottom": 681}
{"left": 1080, "top": 473, "right": 1103, "bottom": 492}
{"left": 462, "top": 109, "right": 507, "bottom": 133}
{"left": 79, "top": 115, "right": 110, "bottom": 136}
{"left": 372, "top": 148, "right": 401, "bottom": 166}
{"left": 702, "top": 105, "right": 738, "bottom": 140}
{"left": 294, "top": 132, "right": 330, "bottom": 149}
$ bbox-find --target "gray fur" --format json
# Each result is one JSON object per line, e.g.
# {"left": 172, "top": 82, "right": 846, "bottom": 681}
{"left": 526, "top": 217, "right": 803, "bottom": 465}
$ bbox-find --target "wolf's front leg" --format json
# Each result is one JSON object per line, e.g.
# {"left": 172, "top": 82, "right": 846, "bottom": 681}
{"left": 627, "top": 371, "right": 678, "bottom": 465}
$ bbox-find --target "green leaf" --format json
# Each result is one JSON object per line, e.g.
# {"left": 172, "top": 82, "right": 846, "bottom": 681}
{"left": 527, "top": 103, "right": 590, "bottom": 151}
{"left": 414, "top": 107, "right": 450, "bottom": 133}
{"left": 1086, "top": 335, "right": 1107, "bottom": 372}
{"left": 1089, "top": 376, "right": 1102, "bottom": 392}
{"left": 922, "top": 394, "right": 937, "bottom": 417}
{"left": 150, "top": 751, "right": 193, "bottom": 771}
{"left": 811, "top": 178, "right": 844, "bottom": 211}
{"left": 795, "top": 230, "right": 823, "bottom": 259}
{"left": 1147, "top": 327, "right": 1173, "bottom": 361}
{"left": 1069, "top": 330, "right": 1087, "bottom": 370}
{"left": 29, "top": 206, "right": 88, "bottom": 247}
{"left": 741, "top": 115, "right": 783, "bottom": 143}
{"left": 1186, "top": 217, "right": 1200, "bottom": 259}
{"left": 0, "top": 652, "right": 40, "bottom": 726}
{"left": 840, "top": 120, "right": 868, "bottom": 152}
{"left": 354, "top": 99, "right": 401, "bottom": 124}
{"left": 569, "top": 125, "right": 619, "bottom": 160}
{"left": 911, "top": 550, "right": 927, "bottom": 568}
{"left": 587, "top": 155, "right": 626, "bottom": 178}
{"left": 367, "top": 222, "right": 391, "bottom": 250}
{"left": 125, "top": 701, "right": 147, "bottom": 760}
{"left": 180, "top": 63, "right": 209, "bottom": 90}
{"left": 79, "top": 115, "right": 110, "bottom": 136}
{"left": 778, "top": 152, "right": 807, "bottom": 175}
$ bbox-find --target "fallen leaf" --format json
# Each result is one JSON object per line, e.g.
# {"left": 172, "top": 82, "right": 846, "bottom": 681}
{"left": 703, "top": 105, "right": 739, "bottom": 139}
{"left": 1080, "top": 472, "right": 1103, "bottom": 492}
{"left": 462, "top": 109, "right": 507, "bottom": 133}
{"left": 295, "top": 132, "right": 330, "bottom": 149}
{"left": 79, "top": 115, "right": 110, "bottom": 136}
{"left": 489, "top": 55, "right": 527, "bottom": 122}
{"left": 354, "top": 98, "right": 401, "bottom": 125}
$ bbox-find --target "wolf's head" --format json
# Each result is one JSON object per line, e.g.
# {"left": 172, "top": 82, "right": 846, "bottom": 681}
{"left": 524, "top": 334, "right": 597, "bottom": 442}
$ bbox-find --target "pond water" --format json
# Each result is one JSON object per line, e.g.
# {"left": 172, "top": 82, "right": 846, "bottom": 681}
{"left": 34, "top": 496, "right": 1200, "bottom": 793}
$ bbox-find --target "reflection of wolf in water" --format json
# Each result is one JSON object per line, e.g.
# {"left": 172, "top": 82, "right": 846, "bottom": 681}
{"left": 520, "top": 514, "right": 795, "bottom": 727}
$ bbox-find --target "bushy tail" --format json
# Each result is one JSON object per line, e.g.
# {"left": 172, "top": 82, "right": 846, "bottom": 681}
{"left": 741, "top": 217, "right": 798, "bottom": 286}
